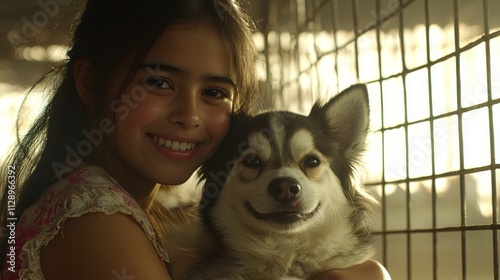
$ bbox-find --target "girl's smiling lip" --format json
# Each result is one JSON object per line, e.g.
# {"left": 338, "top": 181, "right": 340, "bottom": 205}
{"left": 147, "top": 133, "right": 202, "bottom": 161}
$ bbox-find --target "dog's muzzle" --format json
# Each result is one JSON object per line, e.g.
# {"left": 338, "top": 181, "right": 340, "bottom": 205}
{"left": 244, "top": 177, "right": 321, "bottom": 226}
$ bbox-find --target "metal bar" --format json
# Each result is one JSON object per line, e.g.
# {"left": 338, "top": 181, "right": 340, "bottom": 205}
{"left": 373, "top": 223, "right": 500, "bottom": 235}
{"left": 330, "top": 0, "right": 340, "bottom": 92}
{"left": 424, "top": 0, "right": 438, "bottom": 277}
{"left": 293, "top": 0, "right": 329, "bottom": 35}
{"left": 451, "top": 0, "right": 467, "bottom": 278}
{"left": 365, "top": 164, "right": 500, "bottom": 187}
{"left": 482, "top": 0, "right": 499, "bottom": 278}
{"left": 275, "top": 0, "right": 285, "bottom": 108}
{"left": 296, "top": 0, "right": 305, "bottom": 113}
{"left": 374, "top": 0, "right": 388, "bottom": 267}
{"left": 396, "top": 0, "right": 411, "bottom": 278}
{"left": 263, "top": 0, "right": 273, "bottom": 106}
{"left": 290, "top": 0, "right": 300, "bottom": 105}
{"left": 352, "top": 0, "right": 360, "bottom": 80}
{"left": 371, "top": 98, "right": 500, "bottom": 134}
{"left": 311, "top": 0, "right": 320, "bottom": 100}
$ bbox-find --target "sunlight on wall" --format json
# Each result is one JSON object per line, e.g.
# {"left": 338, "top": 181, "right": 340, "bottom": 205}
{"left": 1, "top": 43, "right": 67, "bottom": 159}
{"left": 14, "top": 44, "right": 67, "bottom": 62}
{"left": 0, "top": 84, "right": 45, "bottom": 159}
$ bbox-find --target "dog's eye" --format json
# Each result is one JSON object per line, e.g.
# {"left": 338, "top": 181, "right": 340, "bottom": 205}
{"left": 301, "top": 155, "right": 321, "bottom": 169}
{"left": 242, "top": 155, "right": 262, "bottom": 169}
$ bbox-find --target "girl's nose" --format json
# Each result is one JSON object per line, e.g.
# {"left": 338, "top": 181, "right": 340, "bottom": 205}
{"left": 167, "top": 92, "right": 202, "bottom": 129}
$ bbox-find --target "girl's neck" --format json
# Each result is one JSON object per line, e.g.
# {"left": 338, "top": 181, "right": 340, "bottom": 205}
{"left": 89, "top": 156, "right": 159, "bottom": 206}
{"left": 112, "top": 166, "right": 158, "bottom": 205}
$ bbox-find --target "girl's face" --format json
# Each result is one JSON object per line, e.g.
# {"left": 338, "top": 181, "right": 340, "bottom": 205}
{"left": 108, "top": 22, "right": 234, "bottom": 191}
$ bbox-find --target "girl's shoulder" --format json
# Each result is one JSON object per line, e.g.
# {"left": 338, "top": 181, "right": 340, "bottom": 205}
{"left": 41, "top": 165, "right": 139, "bottom": 216}
{"left": 26, "top": 165, "right": 143, "bottom": 231}
{"left": 9, "top": 165, "right": 169, "bottom": 279}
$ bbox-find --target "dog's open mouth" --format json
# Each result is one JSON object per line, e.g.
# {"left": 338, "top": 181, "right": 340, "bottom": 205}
{"left": 244, "top": 202, "right": 321, "bottom": 224}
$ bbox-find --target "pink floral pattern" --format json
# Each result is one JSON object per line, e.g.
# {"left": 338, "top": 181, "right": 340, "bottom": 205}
{"left": 1, "top": 166, "right": 169, "bottom": 279}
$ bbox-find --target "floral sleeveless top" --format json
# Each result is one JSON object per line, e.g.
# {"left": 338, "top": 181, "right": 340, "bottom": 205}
{"left": 1, "top": 166, "right": 169, "bottom": 279}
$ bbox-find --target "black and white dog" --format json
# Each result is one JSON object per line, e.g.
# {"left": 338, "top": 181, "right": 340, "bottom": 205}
{"left": 187, "top": 84, "right": 377, "bottom": 279}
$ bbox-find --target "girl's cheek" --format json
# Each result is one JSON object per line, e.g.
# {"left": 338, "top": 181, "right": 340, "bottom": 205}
{"left": 206, "top": 107, "right": 231, "bottom": 142}
{"left": 112, "top": 97, "right": 155, "bottom": 125}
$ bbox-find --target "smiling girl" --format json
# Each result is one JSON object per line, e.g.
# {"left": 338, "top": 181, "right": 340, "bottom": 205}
{"left": 0, "top": 1, "right": 389, "bottom": 279}
{"left": 0, "top": 1, "right": 256, "bottom": 279}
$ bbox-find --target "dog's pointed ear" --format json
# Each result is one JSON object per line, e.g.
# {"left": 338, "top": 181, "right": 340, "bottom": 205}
{"left": 310, "top": 84, "right": 369, "bottom": 156}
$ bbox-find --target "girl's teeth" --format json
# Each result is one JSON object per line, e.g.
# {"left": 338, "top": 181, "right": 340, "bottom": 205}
{"left": 180, "top": 142, "right": 187, "bottom": 151}
{"left": 153, "top": 136, "right": 195, "bottom": 151}
{"left": 172, "top": 141, "right": 180, "bottom": 150}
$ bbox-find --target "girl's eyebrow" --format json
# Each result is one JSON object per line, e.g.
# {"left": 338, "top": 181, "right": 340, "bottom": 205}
{"left": 140, "top": 63, "right": 237, "bottom": 88}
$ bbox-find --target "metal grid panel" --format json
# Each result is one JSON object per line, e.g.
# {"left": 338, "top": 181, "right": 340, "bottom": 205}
{"left": 257, "top": 0, "right": 500, "bottom": 279}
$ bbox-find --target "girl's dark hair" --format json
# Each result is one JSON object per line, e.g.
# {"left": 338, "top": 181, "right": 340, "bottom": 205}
{"left": 0, "top": 0, "right": 258, "bottom": 264}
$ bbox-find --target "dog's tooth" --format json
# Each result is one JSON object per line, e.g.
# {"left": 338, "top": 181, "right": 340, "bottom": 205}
{"left": 158, "top": 137, "right": 165, "bottom": 145}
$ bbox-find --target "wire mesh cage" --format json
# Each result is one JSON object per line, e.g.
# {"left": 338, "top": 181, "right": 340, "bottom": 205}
{"left": 255, "top": 0, "right": 500, "bottom": 279}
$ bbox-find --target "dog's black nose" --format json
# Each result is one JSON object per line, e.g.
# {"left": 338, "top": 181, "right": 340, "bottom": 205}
{"left": 268, "top": 177, "right": 301, "bottom": 202}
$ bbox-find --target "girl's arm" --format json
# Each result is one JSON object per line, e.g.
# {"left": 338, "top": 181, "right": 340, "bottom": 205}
{"left": 40, "top": 212, "right": 172, "bottom": 280}
{"left": 313, "top": 260, "right": 392, "bottom": 280}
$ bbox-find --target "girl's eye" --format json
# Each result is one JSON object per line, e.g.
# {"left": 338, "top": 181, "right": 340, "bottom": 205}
{"left": 203, "top": 88, "right": 229, "bottom": 99}
{"left": 143, "top": 77, "right": 171, "bottom": 90}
